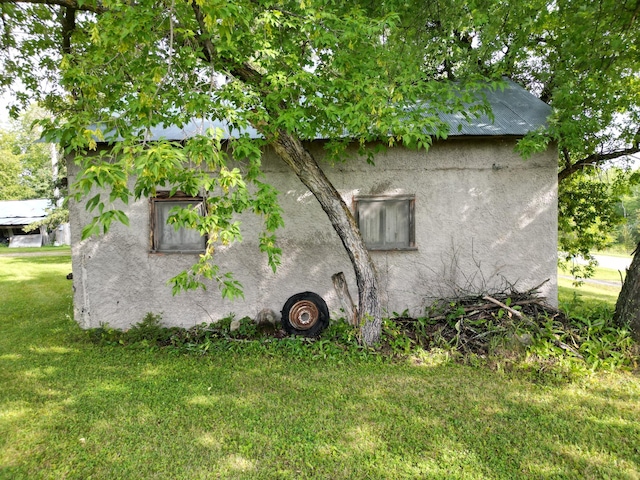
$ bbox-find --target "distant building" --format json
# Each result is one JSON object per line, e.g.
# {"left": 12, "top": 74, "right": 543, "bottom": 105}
{"left": 0, "top": 199, "right": 56, "bottom": 247}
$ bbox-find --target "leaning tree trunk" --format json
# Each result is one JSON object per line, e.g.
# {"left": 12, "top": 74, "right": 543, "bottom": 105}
{"left": 614, "top": 242, "right": 640, "bottom": 341}
{"left": 271, "top": 129, "right": 382, "bottom": 345}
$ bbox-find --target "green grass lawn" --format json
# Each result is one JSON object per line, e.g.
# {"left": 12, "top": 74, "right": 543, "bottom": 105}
{"left": 558, "top": 279, "right": 621, "bottom": 306}
{"left": 558, "top": 265, "right": 625, "bottom": 306}
{"left": 595, "top": 249, "right": 635, "bottom": 258}
{"left": 0, "top": 245, "right": 71, "bottom": 255}
{"left": 1, "top": 255, "right": 640, "bottom": 479}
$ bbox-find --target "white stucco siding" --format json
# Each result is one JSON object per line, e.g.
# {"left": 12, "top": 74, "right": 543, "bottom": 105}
{"left": 69, "top": 137, "right": 557, "bottom": 329}
{"left": 310, "top": 138, "right": 558, "bottom": 313}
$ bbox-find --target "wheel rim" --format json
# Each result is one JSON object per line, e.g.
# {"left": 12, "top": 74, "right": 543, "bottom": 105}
{"left": 289, "top": 300, "right": 320, "bottom": 330}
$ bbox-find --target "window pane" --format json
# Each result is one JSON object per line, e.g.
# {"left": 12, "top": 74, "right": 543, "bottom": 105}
{"left": 384, "top": 200, "right": 409, "bottom": 246}
{"left": 359, "top": 201, "right": 383, "bottom": 246}
{"left": 357, "top": 197, "right": 414, "bottom": 250}
{"left": 156, "top": 201, "right": 205, "bottom": 252}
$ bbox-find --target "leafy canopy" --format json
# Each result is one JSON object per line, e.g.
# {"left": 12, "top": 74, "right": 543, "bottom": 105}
{"left": 4, "top": 0, "right": 640, "bottom": 285}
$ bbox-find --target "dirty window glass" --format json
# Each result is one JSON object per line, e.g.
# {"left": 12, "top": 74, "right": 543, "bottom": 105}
{"left": 356, "top": 196, "right": 415, "bottom": 250}
{"left": 151, "top": 195, "right": 206, "bottom": 253}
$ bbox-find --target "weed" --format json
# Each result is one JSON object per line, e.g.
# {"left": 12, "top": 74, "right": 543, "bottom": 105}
{"left": 125, "top": 312, "right": 173, "bottom": 345}
{"left": 230, "top": 316, "right": 258, "bottom": 338}
{"left": 87, "top": 322, "right": 123, "bottom": 346}
{"left": 380, "top": 318, "right": 414, "bottom": 355}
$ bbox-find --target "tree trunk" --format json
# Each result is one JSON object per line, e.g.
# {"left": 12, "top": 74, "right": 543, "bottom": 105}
{"left": 270, "top": 129, "right": 382, "bottom": 345}
{"left": 614, "top": 242, "right": 640, "bottom": 341}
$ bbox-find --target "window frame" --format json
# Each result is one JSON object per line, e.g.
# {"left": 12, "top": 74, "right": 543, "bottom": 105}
{"left": 354, "top": 194, "right": 416, "bottom": 251}
{"left": 149, "top": 192, "right": 207, "bottom": 254}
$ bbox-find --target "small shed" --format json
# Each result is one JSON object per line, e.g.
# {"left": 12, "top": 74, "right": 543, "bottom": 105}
{"left": 0, "top": 199, "right": 51, "bottom": 247}
{"left": 68, "top": 80, "right": 558, "bottom": 329}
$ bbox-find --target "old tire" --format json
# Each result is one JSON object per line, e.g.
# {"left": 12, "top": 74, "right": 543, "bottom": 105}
{"left": 281, "top": 292, "right": 330, "bottom": 337}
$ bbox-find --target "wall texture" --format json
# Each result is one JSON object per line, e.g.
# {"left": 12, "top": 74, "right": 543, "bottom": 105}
{"left": 69, "top": 137, "right": 557, "bottom": 329}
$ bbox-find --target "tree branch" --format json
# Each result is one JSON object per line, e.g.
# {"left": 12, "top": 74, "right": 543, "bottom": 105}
{"left": 0, "top": 0, "right": 105, "bottom": 14}
{"left": 558, "top": 146, "right": 640, "bottom": 182}
{"left": 189, "top": 0, "right": 215, "bottom": 64}
{"left": 59, "top": 5, "right": 75, "bottom": 55}
{"left": 561, "top": 147, "right": 572, "bottom": 171}
{"left": 189, "top": 0, "right": 262, "bottom": 86}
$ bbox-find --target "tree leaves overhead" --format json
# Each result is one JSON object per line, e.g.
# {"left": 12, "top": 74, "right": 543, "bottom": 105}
{"left": 0, "top": 0, "right": 500, "bottom": 299}
{"left": 2, "top": 0, "right": 499, "bottom": 143}
{"left": 3, "top": 0, "right": 638, "bottom": 168}
{"left": 518, "top": 0, "right": 640, "bottom": 170}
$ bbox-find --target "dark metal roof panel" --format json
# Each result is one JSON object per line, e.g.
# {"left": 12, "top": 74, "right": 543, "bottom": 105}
{"left": 442, "top": 80, "right": 551, "bottom": 137}
{"left": 0, "top": 217, "right": 43, "bottom": 226}
{"left": 134, "top": 118, "right": 261, "bottom": 141}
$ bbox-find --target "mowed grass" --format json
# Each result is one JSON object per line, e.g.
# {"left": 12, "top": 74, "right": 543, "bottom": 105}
{"left": 558, "top": 281, "right": 621, "bottom": 305}
{"left": 558, "top": 265, "right": 626, "bottom": 306}
{"left": 0, "top": 245, "right": 71, "bottom": 255}
{"left": 1, "top": 256, "right": 640, "bottom": 479}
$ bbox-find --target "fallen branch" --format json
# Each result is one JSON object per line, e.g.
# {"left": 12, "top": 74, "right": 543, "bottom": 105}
{"left": 524, "top": 278, "right": 550, "bottom": 296}
{"left": 482, "top": 295, "right": 523, "bottom": 318}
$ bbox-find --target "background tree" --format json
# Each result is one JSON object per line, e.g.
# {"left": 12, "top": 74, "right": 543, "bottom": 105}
{"left": 0, "top": 106, "right": 55, "bottom": 200}
{"left": 613, "top": 181, "right": 640, "bottom": 252}
{"left": 0, "top": 141, "right": 25, "bottom": 200}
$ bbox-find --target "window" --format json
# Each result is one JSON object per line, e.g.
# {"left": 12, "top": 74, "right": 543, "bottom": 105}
{"left": 355, "top": 195, "right": 415, "bottom": 250}
{"left": 150, "top": 193, "right": 206, "bottom": 253}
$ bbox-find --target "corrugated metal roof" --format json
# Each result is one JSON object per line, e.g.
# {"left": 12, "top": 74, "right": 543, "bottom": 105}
{"left": 0, "top": 199, "right": 51, "bottom": 226}
{"left": 98, "top": 79, "right": 549, "bottom": 143}
{"left": 444, "top": 79, "right": 551, "bottom": 136}
{"left": 130, "top": 118, "right": 261, "bottom": 142}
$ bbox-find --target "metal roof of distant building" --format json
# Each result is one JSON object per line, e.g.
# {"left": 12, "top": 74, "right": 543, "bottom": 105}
{"left": 97, "top": 79, "right": 549, "bottom": 143}
{"left": 0, "top": 199, "right": 51, "bottom": 226}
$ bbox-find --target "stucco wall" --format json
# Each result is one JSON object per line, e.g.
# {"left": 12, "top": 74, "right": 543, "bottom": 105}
{"left": 69, "top": 137, "right": 557, "bottom": 329}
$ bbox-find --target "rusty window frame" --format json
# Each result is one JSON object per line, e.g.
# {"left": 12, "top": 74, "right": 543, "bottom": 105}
{"left": 354, "top": 194, "right": 416, "bottom": 251}
{"left": 150, "top": 192, "right": 206, "bottom": 254}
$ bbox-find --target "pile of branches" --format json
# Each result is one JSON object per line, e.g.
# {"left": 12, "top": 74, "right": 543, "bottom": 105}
{"left": 391, "top": 284, "right": 571, "bottom": 356}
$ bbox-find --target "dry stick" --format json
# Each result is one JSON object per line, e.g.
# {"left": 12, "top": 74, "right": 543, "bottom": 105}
{"left": 332, "top": 272, "right": 358, "bottom": 326}
{"left": 482, "top": 295, "right": 523, "bottom": 318}
{"left": 428, "top": 300, "right": 534, "bottom": 321}
{"left": 524, "top": 278, "right": 550, "bottom": 295}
